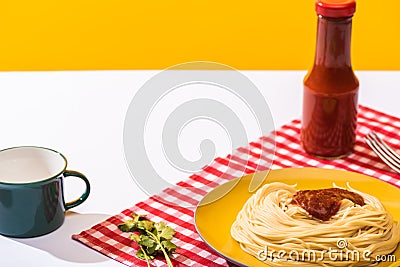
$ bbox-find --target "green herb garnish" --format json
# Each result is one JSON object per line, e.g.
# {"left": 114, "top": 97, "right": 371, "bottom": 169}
{"left": 118, "top": 213, "right": 178, "bottom": 267}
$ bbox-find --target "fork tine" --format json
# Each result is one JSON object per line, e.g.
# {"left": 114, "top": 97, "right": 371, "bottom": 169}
{"left": 369, "top": 131, "right": 400, "bottom": 162}
{"left": 367, "top": 131, "right": 400, "bottom": 168}
{"left": 365, "top": 138, "right": 400, "bottom": 173}
{"left": 365, "top": 132, "right": 400, "bottom": 173}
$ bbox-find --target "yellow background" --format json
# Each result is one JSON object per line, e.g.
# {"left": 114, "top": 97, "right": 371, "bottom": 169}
{"left": 0, "top": 0, "right": 399, "bottom": 71}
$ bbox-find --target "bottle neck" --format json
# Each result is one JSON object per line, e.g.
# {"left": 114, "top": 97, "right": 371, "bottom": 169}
{"left": 314, "top": 15, "right": 353, "bottom": 68}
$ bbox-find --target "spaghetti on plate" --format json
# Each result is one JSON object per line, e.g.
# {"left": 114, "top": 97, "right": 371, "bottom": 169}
{"left": 230, "top": 182, "right": 400, "bottom": 266}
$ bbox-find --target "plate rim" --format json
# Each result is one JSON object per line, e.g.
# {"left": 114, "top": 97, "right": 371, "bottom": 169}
{"left": 194, "top": 175, "right": 247, "bottom": 267}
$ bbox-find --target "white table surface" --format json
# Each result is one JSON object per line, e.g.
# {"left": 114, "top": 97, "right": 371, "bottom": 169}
{"left": 0, "top": 70, "right": 399, "bottom": 266}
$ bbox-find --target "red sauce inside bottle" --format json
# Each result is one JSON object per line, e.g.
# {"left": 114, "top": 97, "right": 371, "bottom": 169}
{"left": 301, "top": 3, "right": 359, "bottom": 158}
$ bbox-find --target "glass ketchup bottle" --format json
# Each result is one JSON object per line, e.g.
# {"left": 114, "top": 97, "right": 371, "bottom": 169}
{"left": 301, "top": 0, "right": 359, "bottom": 159}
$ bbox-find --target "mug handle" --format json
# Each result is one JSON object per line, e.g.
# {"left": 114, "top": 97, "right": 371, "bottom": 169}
{"left": 63, "top": 170, "right": 91, "bottom": 210}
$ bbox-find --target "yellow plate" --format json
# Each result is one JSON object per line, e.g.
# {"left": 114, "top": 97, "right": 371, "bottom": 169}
{"left": 194, "top": 167, "right": 400, "bottom": 267}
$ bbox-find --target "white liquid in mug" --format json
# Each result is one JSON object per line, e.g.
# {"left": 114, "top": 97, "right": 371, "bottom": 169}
{"left": 0, "top": 147, "right": 66, "bottom": 184}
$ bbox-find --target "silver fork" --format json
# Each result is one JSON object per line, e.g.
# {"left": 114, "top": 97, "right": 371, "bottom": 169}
{"left": 364, "top": 131, "right": 400, "bottom": 174}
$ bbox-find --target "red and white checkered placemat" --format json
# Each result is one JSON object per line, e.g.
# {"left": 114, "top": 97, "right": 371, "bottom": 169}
{"left": 72, "top": 105, "right": 400, "bottom": 267}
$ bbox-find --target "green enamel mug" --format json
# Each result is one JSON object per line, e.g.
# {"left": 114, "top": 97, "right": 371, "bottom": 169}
{"left": 0, "top": 146, "right": 90, "bottom": 237}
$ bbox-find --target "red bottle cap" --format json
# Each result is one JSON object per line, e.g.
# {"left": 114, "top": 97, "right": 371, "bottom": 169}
{"left": 315, "top": 0, "right": 356, "bottom": 18}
